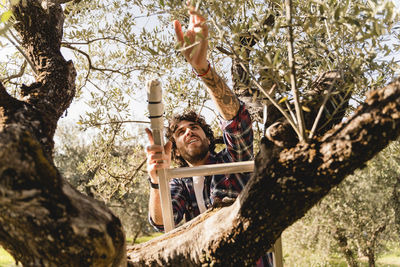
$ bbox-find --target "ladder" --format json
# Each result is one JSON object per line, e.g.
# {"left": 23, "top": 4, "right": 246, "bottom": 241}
{"left": 147, "top": 79, "right": 283, "bottom": 267}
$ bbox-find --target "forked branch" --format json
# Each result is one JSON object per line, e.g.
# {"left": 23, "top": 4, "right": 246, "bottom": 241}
{"left": 285, "top": 0, "right": 306, "bottom": 141}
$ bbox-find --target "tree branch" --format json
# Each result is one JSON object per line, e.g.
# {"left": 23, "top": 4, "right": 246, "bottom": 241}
{"left": 0, "top": 60, "right": 27, "bottom": 83}
{"left": 0, "top": 81, "right": 6, "bottom": 96}
{"left": 12, "top": 0, "right": 76, "bottom": 120}
{"left": 4, "top": 32, "right": 37, "bottom": 75}
{"left": 62, "top": 43, "right": 126, "bottom": 74}
{"left": 204, "top": 8, "right": 302, "bottom": 139}
{"left": 61, "top": 37, "right": 129, "bottom": 46}
{"left": 285, "top": 0, "right": 306, "bottom": 141}
{"left": 80, "top": 120, "right": 150, "bottom": 127}
{"left": 308, "top": 74, "right": 341, "bottom": 139}
{"left": 0, "top": 81, "right": 23, "bottom": 113}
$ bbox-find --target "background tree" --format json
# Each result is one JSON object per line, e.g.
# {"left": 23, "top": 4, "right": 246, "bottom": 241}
{"left": 54, "top": 122, "right": 153, "bottom": 241}
{"left": 283, "top": 140, "right": 400, "bottom": 266}
{"left": 0, "top": 0, "right": 400, "bottom": 266}
{"left": 395, "top": 174, "right": 400, "bottom": 236}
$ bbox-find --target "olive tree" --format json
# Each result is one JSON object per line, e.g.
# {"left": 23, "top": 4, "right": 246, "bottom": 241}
{"left": 0, "top": 0, "right": 400, "bottom": 266}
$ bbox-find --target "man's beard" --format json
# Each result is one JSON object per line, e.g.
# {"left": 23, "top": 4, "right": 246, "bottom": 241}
{"left": 178, "top": 139, "right": 210, "bottom": 165}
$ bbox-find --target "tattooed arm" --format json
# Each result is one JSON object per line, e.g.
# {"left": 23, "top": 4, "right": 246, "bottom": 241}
{"left": 195, "top": 65, "right": 240, "bottom": 120}
{"left": 174, "top": 6, "right": 240, "bottom": 120}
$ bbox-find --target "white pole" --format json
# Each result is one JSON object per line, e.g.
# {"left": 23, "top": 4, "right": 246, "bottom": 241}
{"left": 147, "top": 79, "right": 174, "bottom": 232}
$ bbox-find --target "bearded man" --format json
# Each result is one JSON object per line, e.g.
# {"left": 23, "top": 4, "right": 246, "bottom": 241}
{"left": 145, "top": 5, "right": 273, "bottom": 267}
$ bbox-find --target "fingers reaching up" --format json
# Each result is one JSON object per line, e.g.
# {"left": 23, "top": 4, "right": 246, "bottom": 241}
{"left": 174, "top": 4, "right": 209, "bottom": 70}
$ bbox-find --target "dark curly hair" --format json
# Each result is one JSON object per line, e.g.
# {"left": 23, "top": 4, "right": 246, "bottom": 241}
{"left": 166, "top": 110, "right": 215, "bottom": 167}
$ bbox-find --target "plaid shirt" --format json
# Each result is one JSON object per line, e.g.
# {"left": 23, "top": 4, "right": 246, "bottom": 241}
{"left": 150, "top": 104, "right": 253, "bottom": 231}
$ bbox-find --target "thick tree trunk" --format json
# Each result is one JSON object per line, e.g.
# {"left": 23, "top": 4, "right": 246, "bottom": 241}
{"left": 1, "top": 1, "right": 400, "bottom": 266}
{"left": 0, "top": 1, "right": 126, "bottom": 266}
{"left": 0, "top": 129, "right": 126, "bottom": 266}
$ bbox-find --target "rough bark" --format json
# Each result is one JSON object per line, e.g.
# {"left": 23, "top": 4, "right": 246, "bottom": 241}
{"left": 11, "top": 0, "right": 76, "bottom": 158}
{"left": 0, "top": 1, "right": 126, "bottom": 266}
{"left": 1, "top": 0, "right": 400, "bottom": 266}
{"left": 0, "top": 129, "right": 126, "bottom": 266}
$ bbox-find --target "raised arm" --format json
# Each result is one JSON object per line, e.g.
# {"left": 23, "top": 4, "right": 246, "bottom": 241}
{"left": 174, "top": 7, "right": 240, "bottom": 120}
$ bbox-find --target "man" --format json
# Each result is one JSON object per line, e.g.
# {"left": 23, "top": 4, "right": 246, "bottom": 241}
{"left": 145, "top": 6, "right": 273, "bottom": 267}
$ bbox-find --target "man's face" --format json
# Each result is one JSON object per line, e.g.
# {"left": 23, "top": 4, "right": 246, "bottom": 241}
{"left": 173, "top": 120, "right": 210, "bottom": 166}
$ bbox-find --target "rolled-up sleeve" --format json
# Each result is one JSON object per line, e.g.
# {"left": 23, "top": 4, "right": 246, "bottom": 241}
{"left": 219, "top": 103, "right": 253, "bottom": 162}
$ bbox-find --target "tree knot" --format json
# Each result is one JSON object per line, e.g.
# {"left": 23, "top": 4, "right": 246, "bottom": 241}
{"left": 21, "top": 82, "right": 43, "bottom": 97}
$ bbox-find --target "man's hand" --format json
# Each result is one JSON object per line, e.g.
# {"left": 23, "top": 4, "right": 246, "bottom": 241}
{"left": 174, "top": 4, "right": 209, "bottom": 71}
{"left": 175, "top": 3, "right": 240, "bottom": 120}
{"left": 145, "top": 128, "right": 172, "bottom": 184}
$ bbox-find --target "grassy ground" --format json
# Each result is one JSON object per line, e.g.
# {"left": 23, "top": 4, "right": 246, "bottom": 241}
{"left": 133, "top": 232, "right": 163, "bottom": 244}
{"left": 328, "top": 255, "right": 400, "bottom": 267}
{"left": 283, "top": 242, "right": 400, "bottom": 267}
{"left": 1, "top": 237, "right": 400, "bottom": 266}
{"left": 375, "top": 244, "right": 400, "bottom": 266}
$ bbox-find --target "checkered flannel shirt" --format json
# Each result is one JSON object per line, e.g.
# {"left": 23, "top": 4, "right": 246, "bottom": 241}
{"left": 150, "top": 103, "right": 253, "bottom": 231}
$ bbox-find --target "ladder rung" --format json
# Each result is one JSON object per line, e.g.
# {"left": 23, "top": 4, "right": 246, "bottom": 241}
{"left": 165, "top": 161, "right": 254, "bottom": 179}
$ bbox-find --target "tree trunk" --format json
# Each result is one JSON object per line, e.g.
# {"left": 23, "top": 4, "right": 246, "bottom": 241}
{"left": 333, "top": 228, "right": 358, "bottom": 267}
{"left": 363, "top": 224, "right": 386, "bottom": 267}
{"left": 366, "top": 249, "right": 375, "bottom": 267}
{"left": 1, "top": 0, "right": 400, "bottom": 266}
{"left": 394, "top": 175, "right": 400, "bottom": 235}
{"left": 0, "top": 1, "right": 126, "bottom": 266}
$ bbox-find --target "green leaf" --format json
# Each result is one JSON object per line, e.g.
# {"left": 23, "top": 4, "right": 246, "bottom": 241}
{"left": 334, "top": 7, "right": 341, "bottom": 21}
{"left": 273, "top": 52, "right": 280, "bottom": 65}
{"left": 195, "top": 32, "right": 204, "bottom": 40}
{"left": 319, "top": 5, "right": 324, "bottom": 15}
{"left": 146, "top": 47, "right": 158, "bottom": 56}
{"left": 1, "top": 10, "right": 13, "bottom": 23}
